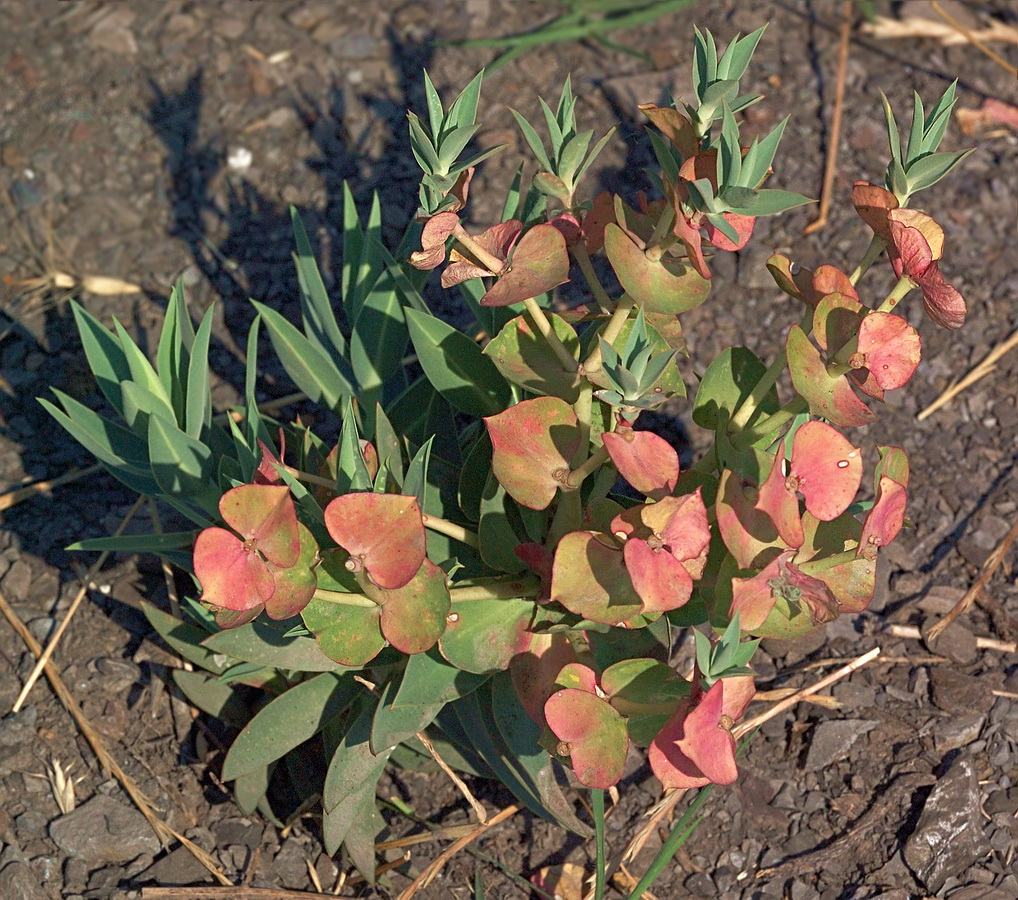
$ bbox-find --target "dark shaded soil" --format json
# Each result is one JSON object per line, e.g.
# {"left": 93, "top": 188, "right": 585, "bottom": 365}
{"left": 1, "top": 1, "right": 1016, "bottom": 898}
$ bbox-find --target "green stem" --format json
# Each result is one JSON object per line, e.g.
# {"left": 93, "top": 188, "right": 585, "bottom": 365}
{"left": 573, "top": 242, "right": 614, "bottom": 314}
{"left": 547, "top": 486, "right": 582, "bottom": 547}
{"left": 421, "top": 513, "right": 479, "bottom": 549}
{"left": 524, "top": 297, "right": 579, "bottom": 373}
{"left": 848, "top": 234, "right": 887, "bottom": 287}
{"left": 592, "top": 788, "right": 607, "bottom": 900}
{"left": 452, "top": 226, "right": 505, "bottom": 275}
{"left": 731, "top": 396, "right": 807, "bottom": 450}
{"left": 584, "top": 293, "right": 635, "bottom": 375}
{"left": 625, "top": 786, "right": 715, "bottom": 900}
{"left": 311, "top": 575, "right": 541, "bottom": 607}
{"left": 876, "top": 274, "right": 915, "bottom": 314}
{"left": 729, "top": 309, "right": 813, "bottom": 431}
{"left": 572, "top": 383, "right": 593, "bottom": 464}
{"left": 566, "top": 444, "right": 610, "bottom": 489}
{"left": 797, "top": 548, "right": 860, "bottom": 575}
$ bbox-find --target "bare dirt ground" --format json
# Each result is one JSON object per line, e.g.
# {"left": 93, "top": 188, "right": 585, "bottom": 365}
{"left": 0, "top": 1, "right": 1016, "bottom": 898}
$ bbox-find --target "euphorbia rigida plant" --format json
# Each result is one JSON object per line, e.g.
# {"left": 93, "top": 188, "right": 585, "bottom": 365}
{"left": 46, "top": 26, "right": 971, "bottom": 892}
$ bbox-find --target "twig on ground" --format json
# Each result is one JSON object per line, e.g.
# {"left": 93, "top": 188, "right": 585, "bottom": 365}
{"left": 885, "top": 622, "right": 1017, "bottom": 654}
{"left": 621, "top": 788, "right": 688, "bottom": 865}
{"left": 931, "top": 0, "right": 1018, "bottom": 77}
{"left": 925, "top": 513, "right": 1018, "bottom": 644}
{"left": 396, "top": 803, "right": 521, "bottom": 900}
{"left": 734, "top": 647, "right": 882, "bottom": 740}
{"left": 142, "top": 889, "right": 348, "bottom": 899}
{"left": 0, "top": 588, "right": 232, "bottom": 886}
{"left": 0, "top": 464, "right": 103, "bottom": 512}
{"left": 416, "top": 730, "right": 488, "bottom": 823}
{"left": 917, "top": 328, "right": 1018, "bottom": 420}
{"left": 754, "top": 687, "right": 840, "bottom": 709}
{"left": 12, "top": 495, "right": 145, "bottom": 712}
{"left": 802, "top": 1, "right": 853, "bottom": 236}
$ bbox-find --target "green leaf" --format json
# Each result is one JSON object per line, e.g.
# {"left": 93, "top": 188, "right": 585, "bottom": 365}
{"left": 717, "top": 25, "right": 765, "bottom": 83}
{"left": 438, "top": 596, "right": 534, "bottom": 674}
{"left": 482, "top": 310, "right": 581, "bottom": 402}
{"left": 721, "top": 188, "right": 813, "bottom": 217}
{"left": 41, "top": 392, "right": 155, "bottom": 493}
{"left": 574, "top": 127, "right": 616, "bottom": 187}
{"left": 905, "top": 91, "right": 925, "bottom": 165}
{"left": 403, "top": 437, "right": 432, "bottom": 509}
{"left": 233, "top": 764, "right": 273, "bottom": 816}
{"left": 478, "top": 471, "right": 527, "bottom": 574}
{"left": 122, "top": 380, "right": 176, "bottom": 434}
{"left": 920, "top": 80, "right": 958, "bottom": 155}
{"left": 404, "top": 307, "right": 510, "bottom": 418}
{"left": 538, "top": 97, "right": 564, "bottom": 156}
{"left": 69, "top": 301, "right": 133, "bottom": 415}
{"left": 437, "top": 123, "right": 481, "bottom": 172}
{"left": 692, "top": 346, "right": 778, "bottom": 430}
{"left": 243, "top": 314, "right": 272, "bottom": 451}
{"left": 557, "top": 129, "right": 593, "bottom": 185}
{"left": 202, "top": 618, "right": 348, "bottom": 672}
{"left": 141, "top": 602, "right": 226, "bottom": 675}
{"left": 739, "top": 116, "right": 789, "bottom": 189}
{"left": 905, "top": 149, "right": 973, "bottom": 194}
{"left": 881, "top": 92, "right": 902, "bottom": 162}
{"left": 147, "top": 413, "right": 218, "bottom": 511}
{"left": 717, "top": 104, "right": 741, "bottom": 188}
{"left": 408, "top": 112, "right": 442, "bottom": 173}
{"left": 393, "top": 648, "right": 489, "bottom": 708}
{"left": 371, "top": 675, "right": 446, "bottom": 754}
{"left": 68, "top": 531, "right": 194, "bottom": 554}
{"left": 156, "top": 280, "right": 194, "bottom": 422}
{"left": 222, "top": 672, "right": 358, "bottom": 781}
{"left": 291, "top": 206, "right": 348, "bottom": 369}
{"left": 252, "top": 300, "right": 354, "bottom": 411}
{"left": 322, "top": 697, "right": 382, "bottom": 811}
{"left": 349, "top": 272, "right": 409, "bottom": 420}
{"left": 171, "top": 669, "right": 249, "bottom": 729}
{"left": 510, "top": 110, "right": 554, "bottom": 173}
{"left": 112, "top": 319, "right": 174, "bottom": 415}
{"left": 422, "top": 69, "right": 444, "bottom": 139}
{"left": 447, "top": 69, "right": 485, "bottom": 131}
{"left": 184, "top": 308, "right": 214, "bottom": 439}
{"left": 335, "top": 397, "right": 372, "bottom": 494}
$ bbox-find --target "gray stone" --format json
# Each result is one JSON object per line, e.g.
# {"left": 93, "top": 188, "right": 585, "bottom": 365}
{"left": 921, "top": 617, "right": 978, "bottom": 665}
{"left": 0, "top": 560, "right": 32, "bottom": 602}
{"left": 0, "top": 707, "right": 37, "bottom": 764}
{"left": 804, "top": 719, "right": 877, "bottom": 771}
{"left": 49, "top": 794, "right": 160, "bottom": 864}
{"left": 0, "top": 862, "right": 41, "bottom": 900}
{"left": 903, "top": 757, "right": 989, "bottom": 893}
{"left": 929, "top": 668, "right": 995, "bottom": 716}
{"left": 273, "top": 838, "right": 310, "bottom": 889}
{"left": 933, "top": 713, "right": 986, "bottom": 752}
{"left": 136, "top": 845, "right": 213, "bottom": 887}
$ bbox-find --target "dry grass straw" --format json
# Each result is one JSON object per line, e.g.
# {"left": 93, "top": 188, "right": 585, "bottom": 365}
{"left": 396, "top": 803, "right": 521, "bottom": 900}
{"left": 802, "top": 1, "right": 853, "bottom": 236}
{"left": 0, "top": 586, "right": 232, "bottom": 886}
{"left": 917, "top": 328, "right": 1018, "bottom": 421}
{"left": 11, "top": 495, "right": 145, "bottom": 712}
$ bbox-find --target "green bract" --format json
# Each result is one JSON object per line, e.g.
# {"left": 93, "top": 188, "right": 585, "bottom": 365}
{"left": 47, "top": 28, "right": 970, "bottom": 897}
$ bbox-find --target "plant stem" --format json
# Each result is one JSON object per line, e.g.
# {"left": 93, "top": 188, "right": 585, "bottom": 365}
{"left": 310, "top": 588, "right": 378, "bottom": 607}
{"left": 421, "top": 513, "right": 480, "bottom": 549}
{"left": 572, "top": 242, "right": 614, "bottom": 314}
{"left": 524, "top": 297, "right": 579, "bottom": 372}
{"left": 625, "top": 786, "right": 715, "bottom": 899}
{"left": 572, "top": 383, "right": 593, "bottom": 466}
{"left": 284, "top": 466, "right": 334, "bottom": 489}
{"left": 566, "top": 444, "right": 609, "bottom": 489}
{"left": 797, "top": 548, "right": 860, "bottom": 575}
{"left": 848, "top": 234, "right": 887, "bottom": 286}
{"left": 452, "top": 226, "right": 505, "bottom": 275}
{"left": 584, "top": 293, "right": 635, "bottom": 375}
{"left": 731, "top": 396, "right": 807, "bottom": 450}
{"left": 592, "top": 788, "right": 607, "bottom": 900}
{"left": 876, "top": 274, "right": 915, "bottom": 314}
{"left": 312, "top": 576, "right": 541, "bottom": 608}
